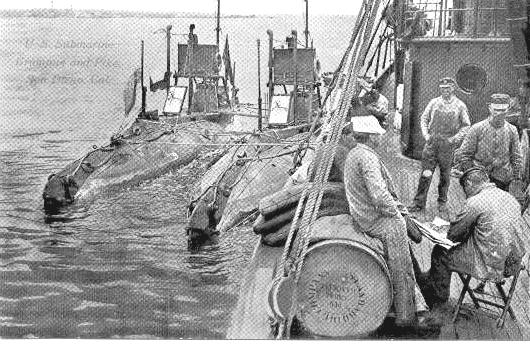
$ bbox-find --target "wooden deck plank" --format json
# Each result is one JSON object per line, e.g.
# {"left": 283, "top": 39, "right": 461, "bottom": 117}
{"left": 227, "top": 242, "right": 282, "bottom": 339}
{"left": 512, "top": 288, "right": 530, "bottom": 333}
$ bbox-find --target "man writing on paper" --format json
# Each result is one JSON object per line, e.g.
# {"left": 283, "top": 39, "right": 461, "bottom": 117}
{"left": 416, "top": 167, "right": 527, "bottom": 309}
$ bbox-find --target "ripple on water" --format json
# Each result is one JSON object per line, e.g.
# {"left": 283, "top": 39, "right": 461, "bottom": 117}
{"left": 73, "top": 300, "right": 118, "bottom": 311}
{"left": 0, "top": 264, "right": 31, "bottom": 272}
{"left": 0, "top": 138, "right": 257, "bottom": 339}
{"left": 2, "top": 281, "right": 83, "bottom": 295}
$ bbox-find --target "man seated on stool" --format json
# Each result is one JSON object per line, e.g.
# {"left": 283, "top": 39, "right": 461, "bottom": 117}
{"left": 416, "top": 167, "right": 527, "bottom": 310}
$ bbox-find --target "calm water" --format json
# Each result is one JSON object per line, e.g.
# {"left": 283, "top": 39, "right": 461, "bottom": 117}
{"left": 0, "top": 14, "right": 353, "bottom": 338}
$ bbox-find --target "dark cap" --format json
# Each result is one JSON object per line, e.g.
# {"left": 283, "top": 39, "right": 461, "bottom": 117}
{"left": 439, "top": 77, "right": 456, "bottom": 87}
{"left": 459, "top": 166, "right": 487, "bottom": 187}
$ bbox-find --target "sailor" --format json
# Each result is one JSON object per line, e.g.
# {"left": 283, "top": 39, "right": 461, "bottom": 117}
{"left": 188, "top": 24, "right": 198, "bottom": 45}
{"left": 359, "top": 78, "right": 390, "bottom": 129}
{"left": 402, "top": 5, "right": 431, "bottom": 40}
{"left": 344, "top": 116, "right": 431, "bottom": 329}
{"left": 455, "top": 93, "right": 523, "bottom": 191}
{"left": 186, "top": 24, "right": 198, "bottom": 114}
{"left": 507, "top": 79, "right": 530, "bottom": 136}
{"left": 409, "top": 77, "right": 470, "bottom": 213}
{"left": 416, "top": 167, "right": 526, "bottom": 309}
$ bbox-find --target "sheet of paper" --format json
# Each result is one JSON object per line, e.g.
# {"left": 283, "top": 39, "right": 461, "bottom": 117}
{"left": 432, "top": 216, "right": 450, "bottom": 227}
{"left": 411, "top": 218, "right": 457, "bottom": 249}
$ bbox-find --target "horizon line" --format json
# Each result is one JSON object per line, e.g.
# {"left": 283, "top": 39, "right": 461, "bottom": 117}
{"left": 0, "top": 7, "right": 357, "bottom": 17}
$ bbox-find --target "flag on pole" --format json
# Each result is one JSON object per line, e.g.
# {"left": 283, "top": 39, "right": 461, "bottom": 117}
{"left": 149, "top": 71, "right": 171, "bottom": 92}
{"left": 223, "top": 35, "right": 234, "bottom": 85}
{"left": 123, "top": 68, "right": 141, "bottom": 116}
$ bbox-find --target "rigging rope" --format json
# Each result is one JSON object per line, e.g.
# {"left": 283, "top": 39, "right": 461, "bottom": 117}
{"left": 188, "top": 143, "right": 311, "bottom": 208}
{"left": 145, "top": 141, "right": 315, "bottom": 148}
{"left": 277, "top": 0, "right": 370, "bottom": 285}
{"left": 274, "top": 0, "right": 384, "bottom": 338}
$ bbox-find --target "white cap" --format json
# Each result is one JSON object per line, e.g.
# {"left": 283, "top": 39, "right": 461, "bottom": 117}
{"left": 350, "top": 115, "right": 386, "bottom": 135}
{"left": 489, "top": 93, "right": 511, "bottom": 111}
{"left": 357, "top": 77, "right": 373, "bottom": 91}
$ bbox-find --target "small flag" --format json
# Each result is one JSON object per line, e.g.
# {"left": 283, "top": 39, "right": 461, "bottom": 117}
{"left": 223, "top": 35, "right": 234, "bottom": 85}
{"left": 123, "top": 68, "right": 141, "bottom": 116}
{"left": 149, "top": 71, "right": 171, "bottom": 92}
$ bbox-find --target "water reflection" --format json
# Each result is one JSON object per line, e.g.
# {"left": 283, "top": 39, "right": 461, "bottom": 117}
{"left": 44, "top": 205, "right": 89, "bottom": 224}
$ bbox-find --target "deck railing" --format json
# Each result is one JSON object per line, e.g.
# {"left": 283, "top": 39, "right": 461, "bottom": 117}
{"left": 403, "top": 0, "right": 510, "bottom": 39}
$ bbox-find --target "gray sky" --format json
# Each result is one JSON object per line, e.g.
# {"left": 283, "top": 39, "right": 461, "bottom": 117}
{"left": 0, "top": 0, "right": 362, "bottom": 15}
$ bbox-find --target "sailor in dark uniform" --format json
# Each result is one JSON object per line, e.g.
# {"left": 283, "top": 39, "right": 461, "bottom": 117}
{"left": 188, "top": 24, "right": 198, "bottom": 45}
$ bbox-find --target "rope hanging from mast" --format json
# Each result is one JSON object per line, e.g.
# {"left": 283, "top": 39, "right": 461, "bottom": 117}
{"left": 273, "top": 0, "right": 385, "bottom": 338}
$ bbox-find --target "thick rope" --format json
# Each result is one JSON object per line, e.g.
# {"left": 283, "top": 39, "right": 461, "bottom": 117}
{"left": 276, "top": 0, "right": 371, "bottom": 283}
{"left": 146, "top": 141, "right": 315, "bottom": 148}
{"left": 293, "top": 0, "right": 384, "bottom": 274}
{"left": 275, "top": 0, "right": 384, "bottom": 338}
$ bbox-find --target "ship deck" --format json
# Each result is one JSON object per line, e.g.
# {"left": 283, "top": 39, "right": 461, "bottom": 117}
{"left": 228, "top": 131, "right": 530, "bottom": 340}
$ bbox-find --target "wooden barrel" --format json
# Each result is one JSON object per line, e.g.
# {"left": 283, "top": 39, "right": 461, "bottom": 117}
{"left": 270, "top": 239, "right": 392, "bottom": 338}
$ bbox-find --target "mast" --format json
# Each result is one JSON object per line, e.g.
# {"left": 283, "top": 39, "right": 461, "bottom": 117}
{"left": 257, "top": 39, "right": 263, "bottom": 131}
{"left": 304, "top": 0, "right": 309, "bottom": 48}
{"left": 267, "top": 30, "right": 274, "bottom": 112}
{"left": 141, "top": 40, "right": 146, "bottom": 116}
{"left": 393, "top": 0, "right": 405, "bottom": 111}
{"left": 292, "top": 30, "right": 298, "bottom": 124}
{"left": 166, "top": 25, "right": 172, "bottom": 96}
{"left": 216, "top": 0, "right": 221, "bottom": 46}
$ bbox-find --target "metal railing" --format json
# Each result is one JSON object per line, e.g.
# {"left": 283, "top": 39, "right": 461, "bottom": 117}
{"left": 403, "top": 0, "right": 510, "bottom": 38}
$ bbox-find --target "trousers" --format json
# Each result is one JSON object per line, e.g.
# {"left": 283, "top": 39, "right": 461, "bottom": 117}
{"left": 414, "top": 245, "right": 458, "bottom": 308}
{"left": 362, "top": 215, "right": 417, "bottom": 323}
{"left": 413, "top": 138, "right": 454, "bottom": 207}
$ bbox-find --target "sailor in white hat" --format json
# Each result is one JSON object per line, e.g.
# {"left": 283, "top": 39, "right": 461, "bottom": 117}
{"left": 350, "top": 113, "right": 387, "bottom": 135}
{"left": 343, "top": 116, "right": 430, "bottom": 329}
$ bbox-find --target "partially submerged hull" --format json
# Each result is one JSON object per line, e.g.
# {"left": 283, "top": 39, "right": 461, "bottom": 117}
{"left": 42, "top": 116, "right": 242, "bottom": 212}
{"left": 216, "top": 142, "right": 311, "bottom": 232}
{"left": 185, "top": 128, "right": 312, "bottom": 246}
